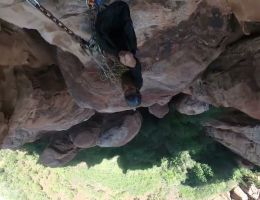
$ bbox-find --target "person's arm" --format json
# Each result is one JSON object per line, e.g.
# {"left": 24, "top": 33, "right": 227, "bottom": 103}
{"left": 95, "top": 15, "right": 119, "bottom": 55}
{"left": 124, "top": 21, "right": 137, "bottom": 54}
{"left": 128, "top": 58, "right": 143, "bottom": 90}
{"left": 95, "top": 32, "right": 119, "bottom": 55}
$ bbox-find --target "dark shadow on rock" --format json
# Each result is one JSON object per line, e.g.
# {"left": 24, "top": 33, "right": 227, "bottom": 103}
{"left": 184, "top": 143, "right": 239, "bottom": 187}
{"left": 23, "top": 107, "right": 241, "bottom": 187}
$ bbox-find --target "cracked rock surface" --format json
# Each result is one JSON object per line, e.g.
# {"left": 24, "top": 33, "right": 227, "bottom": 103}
{"left": 1, "top": 0, "right": 260, "bottom": 166}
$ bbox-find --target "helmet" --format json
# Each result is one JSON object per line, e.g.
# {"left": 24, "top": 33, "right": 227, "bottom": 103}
{"left": 125, "top": 92, "right": 142, "bottom": 107}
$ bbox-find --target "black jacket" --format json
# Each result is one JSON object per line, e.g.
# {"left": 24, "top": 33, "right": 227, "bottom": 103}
{"left": 95, "top": 1, "right": 143, "bottom": 90}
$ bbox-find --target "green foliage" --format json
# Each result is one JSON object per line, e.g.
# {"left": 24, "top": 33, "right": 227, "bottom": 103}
{"left": 188, "top": 163, "right": 214, "bottom": 184}
{"left": 0, "top": 107, "right": 258, "bottom": 200}
{"left": 161, "top": 151, "right": 196, "bottom": 185}
{"left": 233, "top": 168, "right": 260, "bottom": 187}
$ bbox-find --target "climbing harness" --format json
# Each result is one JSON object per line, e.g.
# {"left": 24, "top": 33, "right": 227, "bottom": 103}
{"left": 87, "top": 0, "right": 105, "bottom": 9}
{"left": 25, "top": 0, "right": 126, "bottom": 84}
{"left": 87, "top": 0, "right": 96, "bottom": 8}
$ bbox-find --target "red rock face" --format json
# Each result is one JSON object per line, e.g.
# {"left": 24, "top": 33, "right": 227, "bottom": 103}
{"left": 0, "top": 0, "right": 242, "bottom": 113}
{"left": 204, "top": 111, "right": 260, "bottom": 166}
{"left": 227, "top": 0, "right": 260, "bottom": 22}
{"left": 55, "top": 0, "right": 242, "bottom": 112}
{"left": 0, "top": 22, "right": 95, "bottom": 149}
{"left": 1, "top": 0, "right": 260, "bottom": 166}
{"left": 190, "top": 37, "right": 260, "bottom": 120}
{"left": 148, "top": 103, "right": 169, "bottom": 119}
{"left": 39, "top": 111, "right": 142, "bottom": 167}
{"left": 174, "top": 94, "right": 209, "bottom": 115}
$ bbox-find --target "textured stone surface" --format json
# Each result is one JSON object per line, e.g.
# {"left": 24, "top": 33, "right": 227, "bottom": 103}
{"left": 97, "top": 112, "right": 142, "bottom": 147}
{"left": 227, "top": 0, "right": 260, "bottom": 22}
{"left": 241, "top": 184, "right": 260, "bottom": 200}
{"left": 0, "top": 0, "right": 201, "bottom": 65}
{"left": 1, "top": 65, "right": 95, "bottom": 148}
{"left": 39, "top": 133, "right": 79, "bottom": 167}
{"left": 39, "top": 111, "right": 142, "bottom": 167}
{"left": 148, "top": 103, "right": 169, "bottom": 118}
{"left": 174, "top": 94, "right": 209, "bottom": 115}
{"left": 227, "top": 0, "right": 260, "bottom": 34}
{"left": 0, "top": 21, "right": 95, "bottom": 149}
{"left": 0, "top": 0, "right": 242, "bottom": 112}
{"left": 231, "top": 186, "right": 248, "bottom": 200}
{"left": 70, "top": 128, "right": 100, "bottom": 149}
{"left": 190, "top": 36, "right": 260, "bottom": 120}
{"left": 204, "top": 111, "right": 260, "bottom": 166}
{"left": 56, "top": 0, "right": 240, "bottom": 112}
{"left": 1, "top": 0, "right": 260, "bottom": 167}
{"left": 0, "top": 20, "right": 56, "bottom": 68}
{"left": 69, "top": 111, "right": 143, "bottom": 148}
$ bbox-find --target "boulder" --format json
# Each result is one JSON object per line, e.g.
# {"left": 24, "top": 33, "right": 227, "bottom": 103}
{"left": 0, "top": 21, "right": 95, "bottom": 149}
{"left": 0, "top": 20, "right": 56, "bottom": 68}
{"left": 204, "top": 111, "right": 260, "bottom": 166}
{"left": 241, "top": 184, "right": 260, "bottom": 200}
{"left": 1, "top": 64, "right": 95, "bottom": 149}
{"left": 39, "top": 111, "right": 142, "bottom": 166}
{"left": 39, "top": 134, "right": 79, "bottom": 167}
{"left": 174, "top": 94, "right": 209, "bottom": 115}
{"left": 97, "top": 112, "right": 142, "bottom": 147}
{"left": 230, "top": 186, "right": 248, "bottom": 200}
{"left": 190, "top": 36, "right": 260, "bottom": 120}
{"left": 148, "top": 103, "right": 169, "bottom": 118}
{"left": 227, "top": 0, "right": 260, "bottom": 34}
{"left": 227, "top": 0, "right": 260, "bottom": 23}
{"left": 70, "top": 128, "right": 100, "bottom": 149}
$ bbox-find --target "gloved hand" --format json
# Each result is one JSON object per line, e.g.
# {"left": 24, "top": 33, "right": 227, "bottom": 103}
{"left": 119, "top": 51, "right": 137, "bottom": 68}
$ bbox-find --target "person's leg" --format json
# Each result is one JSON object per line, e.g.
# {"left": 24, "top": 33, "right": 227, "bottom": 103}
{"left": 95, "top": 1, "right": 137, "bottom": 55}
{"left": 110, "top": 1, "right": 137, "bottom": 53}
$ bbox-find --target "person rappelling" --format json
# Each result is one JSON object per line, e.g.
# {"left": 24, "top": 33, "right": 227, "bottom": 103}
{"left": 94, "top": 1, "right": 143, "bottom": 107}
{"left": 26, "top": 0, "right": 143, "bottom": 107}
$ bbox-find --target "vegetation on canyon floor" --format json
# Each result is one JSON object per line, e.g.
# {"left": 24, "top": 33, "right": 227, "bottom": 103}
{"left": 0, "top": 108, "right": 259, "bottom": 200}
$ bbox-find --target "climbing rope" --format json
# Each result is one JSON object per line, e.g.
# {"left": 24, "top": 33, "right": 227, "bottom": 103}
{"left": 25, "top": 0, "right": 126, "bottom": 84}
{"left": 26, "top": 0, "right": 90, "bottom": 51}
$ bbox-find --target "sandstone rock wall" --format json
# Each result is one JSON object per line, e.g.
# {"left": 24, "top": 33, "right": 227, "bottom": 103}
{"left": 204, "top": 111, "right": 260, "bottom": 166}
{"left": 0, "top": 0, "right": 260, "bottom": 166}
{"left": 0, "top": 21, "right": 95, "bottom": 149}
{"left": 190, "top": 36, "right": 260, "bottom": 120}
{"left": 0, "top": 0, "right": 242, "bottom": 112}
